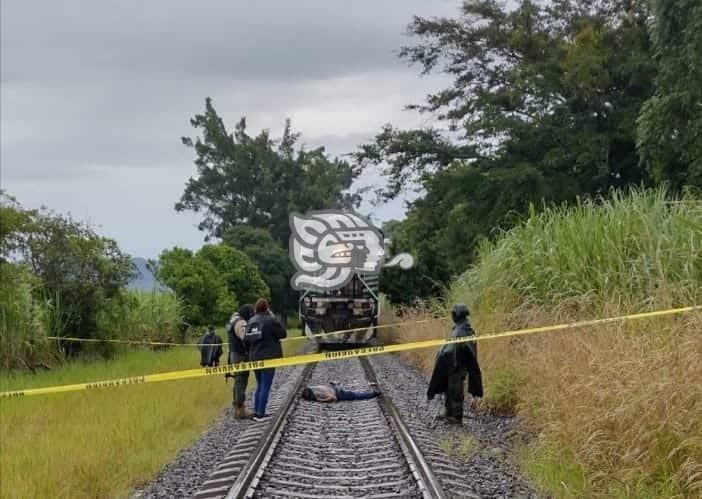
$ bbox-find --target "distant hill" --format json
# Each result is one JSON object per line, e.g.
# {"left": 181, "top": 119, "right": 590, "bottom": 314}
{"left": 128, "top": 257, "right": 167, "bottom": 292}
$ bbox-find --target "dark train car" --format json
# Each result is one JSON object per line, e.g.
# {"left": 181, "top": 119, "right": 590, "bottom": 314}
{"left": 298, "top": 272, "right": 379, "bottom": 346}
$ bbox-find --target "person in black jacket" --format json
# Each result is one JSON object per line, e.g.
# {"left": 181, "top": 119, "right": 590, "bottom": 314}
{"left": 243, "top": 298, "right": 287, "bottom": 421}
{"left": 198, "top": 326, "right": 223, "bottom": 367}
{"left": 427, "top": 304, "right": 483, "bottom": 424}
{"left": 227, "top": 304, "right": 255, "bottom": 419}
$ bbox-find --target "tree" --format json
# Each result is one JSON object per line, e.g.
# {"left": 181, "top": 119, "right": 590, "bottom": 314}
{"left": 379, "top": 218, "right": 451, "bottom": 304}
{"left": 0, "top": 193, "right": 135, "bottom": 351}
{"left": 355, "top": 0, "right": 657, "bottom": 301}
{"left": 0, "top": 192, "right": 32, "bottom": 260}
{"left": 197, "top": 244, "right": 269, "bottom": 306}
{"left": 221, "top": 225, "right": 292, "bottom": 313}
{"left": 637, "top": 0, "right": 702, "bottom": 190}
{"left": 358, "top": 0, "right": 654, "bottom": 197}
{"left": 177, "top": 98, "right": 360, "bottom": 245}
{"left": 156, "top": 244, "right": 268, "bottom": 326}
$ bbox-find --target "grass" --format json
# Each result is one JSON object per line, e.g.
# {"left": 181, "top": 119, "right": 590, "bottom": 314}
{"left": 521, "top": 444, "right": 588, "bottom": 499}
{"left": 0, "top": 329, "right": 306, "bottom": 498}
{"left": 381, "top": 189, "right": 702, "bottom": 498}
{"left": 438, "top": 434, "right": 475, "bottom": 459}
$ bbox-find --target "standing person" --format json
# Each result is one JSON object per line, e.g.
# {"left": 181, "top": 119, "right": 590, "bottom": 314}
{"left": 427, "top": 304, "right": 483, "bottom": 424}
{"left": 244, "top": 298, "right": 287, "bottom": 421}
{"left": 198, "top": 325, "right": 223, "bottom": 367}
{"left": 227, "top": 304, "right": 255, "bottom": 419}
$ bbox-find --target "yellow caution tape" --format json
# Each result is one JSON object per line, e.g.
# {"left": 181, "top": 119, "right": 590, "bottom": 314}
{"left": 2, "top": 305, "right": 699, "bottom": 399}
{"left": 46, "top": 317, "right": 451, "bottom": 347}
{"left": 46, "top": 337, "right": 206, "bottom": 347}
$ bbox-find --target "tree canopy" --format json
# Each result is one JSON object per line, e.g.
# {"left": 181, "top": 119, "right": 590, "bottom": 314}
{"left": 221, "top": 225, "right": 292, "bottom": 314}
{"left": 177, "top": 98, "right": 359, "bottom": 245}
{"left": 1, "top": 192, "right": 134, "bottom": 349}
{"left": 356, "top": 0, "right": 656, "bottom": 198}
{"left": 155, "top": 244, "right": 268, "bottom": 326}
{"left": 354, "top": 0, "right": 701, "bottom": 303}
{"left": 637, "top": 0, "right": 702, "bottom": 190}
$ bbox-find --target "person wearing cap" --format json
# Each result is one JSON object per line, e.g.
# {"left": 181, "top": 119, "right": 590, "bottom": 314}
{"left": 427, "top": 304, "right": 483, "bottom": 424}
{"left": 227, "top": 304, "right": 255, "bottom": 419}
{"left": 301, "top": 382, "right": 381, "bottom": 403}
{"left": 243, "top": 298, "right": 287, "bottom": 422}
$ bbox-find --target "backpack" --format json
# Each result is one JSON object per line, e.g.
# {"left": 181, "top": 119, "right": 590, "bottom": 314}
{"left": 226, "top": 313, "right": 237, "bottom": 335}
{"left": 232, "top": 317, "right": 248, "bottom": 341}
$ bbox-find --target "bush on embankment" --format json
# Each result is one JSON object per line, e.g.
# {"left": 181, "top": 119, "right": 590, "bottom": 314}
{"left": 0, "top": 264, "right": 56, "bottom": 370}
{"left": 0, "top": 193, "right": 184, "bottom": 366}
{"left": 381, "top": 189, "right": 702, "bottom": 498}
{"left": 0, "top": 274, "right": 184, "bottom": 370}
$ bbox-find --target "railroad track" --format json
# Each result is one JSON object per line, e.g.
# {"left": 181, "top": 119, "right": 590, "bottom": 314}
{"left": 195, "top": 357, "right": 448, "bottom": 499}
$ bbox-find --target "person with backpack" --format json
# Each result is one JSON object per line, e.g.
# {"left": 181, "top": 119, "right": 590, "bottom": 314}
{"left": 243, "top": 298, "right": 287, "bottom": 422}
{"left": 227, "top": 304, "right": 255, "bottom": 419}
{"left": 198, "top": 325, "right": 223, "bottom": 367}
{"left": 427, "top": 304, "right": 483, "bottom": 424}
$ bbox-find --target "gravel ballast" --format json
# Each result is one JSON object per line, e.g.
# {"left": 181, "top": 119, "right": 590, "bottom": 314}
{"left": 133, "top": 365, "right": 304, "bottom": 499}
{"left": 135, "top": 348, "right": 539, "bottom": 499}
{"left": 369, "top": 354, "right": 539, "bottom": 498}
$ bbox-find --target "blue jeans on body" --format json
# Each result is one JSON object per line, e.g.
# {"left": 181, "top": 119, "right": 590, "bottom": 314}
{"left": 334, "top": 388, "right": 379, "bottom": 401}
{"left": 254, "top": 368, "right": 275, "bottom": 416}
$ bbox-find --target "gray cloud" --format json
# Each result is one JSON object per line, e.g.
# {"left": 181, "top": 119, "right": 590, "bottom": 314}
{"left": 1, "top": 0, "right": 459, "bottom": 257}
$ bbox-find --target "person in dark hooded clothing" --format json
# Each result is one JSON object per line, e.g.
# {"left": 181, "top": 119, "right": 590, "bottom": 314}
{"left": 198, "top": 326, "right": 223, "bottom": 367}
{"left": 227, "top": 304, "right": 255, "bottom": 419}
{"left": 427, "top": 304, "right": 483, "bottom": 424}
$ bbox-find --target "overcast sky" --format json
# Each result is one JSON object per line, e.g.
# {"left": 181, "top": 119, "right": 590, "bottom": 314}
{"left": 1, "top": 1, "right": 458, "bottom": 258}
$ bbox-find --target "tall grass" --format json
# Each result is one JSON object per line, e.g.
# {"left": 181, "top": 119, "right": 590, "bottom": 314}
{"left": 97, "top": 290, "right": 184, "bottom": 345}
{"left": 456, "top": 189, "right": 702, "bottom": 311}
{"left": 454, "top": 189, "right": 702, "bottom": 496}
{"left": 0, "top": 282, "right": 185, "bottom": 369}
{"left": 0, "top": 264, "right": 55, "bottom": 370}
{"left": 381, "top": 189, "right": 702, "bottom": 497}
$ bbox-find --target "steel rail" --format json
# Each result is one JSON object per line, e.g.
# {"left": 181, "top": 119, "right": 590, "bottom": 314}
{"left": 359, "top": 356, "right": 448, "bottom": 499}
{"left": 225, "top": 362, "right": 315, "bottom": 499}
{"left": 226, "top": 356, "right": 448, "bottom": 499}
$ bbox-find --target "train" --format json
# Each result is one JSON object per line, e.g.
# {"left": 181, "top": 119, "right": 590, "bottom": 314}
{"left": 298, "top": 271, "right": 379, "bottom": 347}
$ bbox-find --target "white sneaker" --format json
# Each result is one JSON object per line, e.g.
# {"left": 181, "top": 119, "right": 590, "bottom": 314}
{"left": 252, "top": 414, "right": 271, "bottom": 422}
